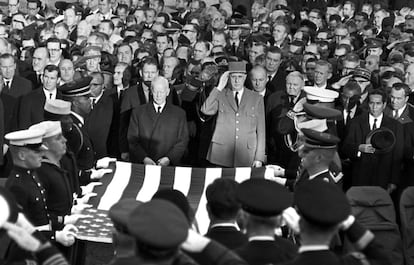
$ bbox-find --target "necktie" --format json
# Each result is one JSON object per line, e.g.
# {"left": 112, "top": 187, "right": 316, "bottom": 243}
{"left": 232, "top": 42, "right": 236, "bottom": 55}
{"left": 393, "top": 110, "right": 399, "bottom": 119}
{"left": 235, "top": 92, "right": 239, "bottom": 108}
{"left": 372, "top": 118, "right": 378, "bottom": 130}
{"left": 49, "top": 93, "right": 53, "bottom": 99}
{"left": 91, "top": 98, "right": 96, "bottom": 109}
{"left": 4, "top": 81, "right": 9, "bottom": 90}
{"left": 288, "top": 96, "right": 295, "bottom": 108}
{"left": 157, "top": 106, "right": 162, "bottom": 113}
{"left": 37, "top": 73, "right": 42, "bottom": 84}
{"left": 345, "top": 110, "right": 351, "bottom": 125}
{"left": 268, "top": 75, "right": 272, "bottom": 83}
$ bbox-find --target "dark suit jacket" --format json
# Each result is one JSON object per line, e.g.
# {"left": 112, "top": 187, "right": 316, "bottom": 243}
{"left": 205, "top": 226, "right": 248, "bottom": 250}
{"left": 342, "top": 113, "right": 404, "bottom": 188}
{"left": 18, "top": 89, "right": 62, "bottom": 129}
{"left": 105, "top": 87, "right": 122, "bottom": 158}
{"left": 85, "top": 93, "right": 114, "bottom": 159}
{"left": 384, "top": 105, "right": 414, "bottom": 125}
{"left": 120, "top": 84, "right": 180, "bottom": 154}
{"left": 127, "top": 102, "right": 189, "bottom": 165}
{"left": 266, "top": 69, "right": 287, "bottom": 94}
{"left": 23, "top": 70, "right": 42, "bottom": 90}
{"left": 2, "top": 76, "right": 32, "bottom": 98}
{"left": 0, "top": 93, "right": 18, "bottom": 133}
{"left": 235, "top": 238, "right": 297, "bottom": 265}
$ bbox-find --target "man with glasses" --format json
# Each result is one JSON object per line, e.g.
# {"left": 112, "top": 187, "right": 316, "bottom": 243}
{"left": 5, "top": 0, "right": 21, "bottom": 25}
{"left": 18, "top": 65, "right": 62, "bottom": 129}
{"left": 201, "top": 61, "right": 265, "bottom": 167}
{"left": 85, "top": 72, "right": 114, "bottom": 159}
{"left": 181, "top": 23, "right": 199, "bottom": 47}
{"left": 26, "top": 0, "right": 43, "bottom": 19}
{"left": 46, "top": 38, "right": 63, "bottom": 66}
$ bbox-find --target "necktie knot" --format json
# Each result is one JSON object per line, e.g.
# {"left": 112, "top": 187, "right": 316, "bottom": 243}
{"left": 157, "top": 106, "right": 162, "bottom": 113}
{"left": 393, "top": 110, "right": 399, "bottom": 119}
{"left": 373, "top": 118, "right": 378, "bottom": 130}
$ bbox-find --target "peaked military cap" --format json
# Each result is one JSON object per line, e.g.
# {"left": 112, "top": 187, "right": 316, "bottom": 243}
{"left": 294, "top": 179, "right": 350, "bottom": 226}
{"left": 237, "top": 178, "right": 292, "bottom": 217}
{"left": 301, "top": 128, "right": 340, "bottom": 149}
{"left": 60, "top": 77, "right": 92, "bottom": 98}
{"left": 127, "top": 199, "right": 189, "bottom": 249}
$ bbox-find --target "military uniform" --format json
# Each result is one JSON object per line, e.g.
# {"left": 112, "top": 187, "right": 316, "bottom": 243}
{"left": 59, "top": 77, "right": 97, "bottom": 186}
{"left": 235, "top": 178, "right": 297, "bottom": 265}
{"left": 287, "top": 180, "right": 392, "bottom": 265}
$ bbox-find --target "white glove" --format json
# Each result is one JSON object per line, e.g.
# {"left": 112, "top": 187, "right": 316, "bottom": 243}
{"left": 71, "top": 203, "right": 92, "bottom": 215}
{"left": 181, "top": 229, "right": 211, "bottom": 253}
{"left": 64, "top": 214, "right": 92, "bottom": 225}
{"left": 90, "top": 168, "right": 112, "bottom": 180}
{"left": 81, "top": 182, "right": 102, "bottom": 195}
{"left": 266, "top": 165, "right": 286, "bottom": 177}
{"left": 56, "top": 224, "right": 77, "bottom": 247}
{"left": 339, "top": 215, "right": 355, "bottom": 231}
{"left": 96, "top": 157, "right": 116, "bottom": 169}
{"left": 282, "top": 207, "right": 301, "bottom": 234}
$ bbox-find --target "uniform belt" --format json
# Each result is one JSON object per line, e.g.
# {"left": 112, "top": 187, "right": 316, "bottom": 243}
{"left": 35, "top": 224, "right": 52, "bottom": 231}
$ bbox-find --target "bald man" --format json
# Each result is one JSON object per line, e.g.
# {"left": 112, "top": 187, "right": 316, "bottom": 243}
{"left": 127, "top": 76, "right": 189, "bottom": 165}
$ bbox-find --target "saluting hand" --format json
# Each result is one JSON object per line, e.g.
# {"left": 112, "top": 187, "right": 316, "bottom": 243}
{"left": 217, "top": 71, "right": 230, "bottom": 91}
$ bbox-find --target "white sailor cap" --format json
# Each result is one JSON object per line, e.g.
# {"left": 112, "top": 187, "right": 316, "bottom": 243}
{"left": 5, "top": 129, "right": 47, "bottom": 150}
{"left": 44, "top": 99, "right": 71, "bottom": 115}
{"left": 304, "top": 86, "right": 339, "bottom": 103}
{"left": 30, "top": 121, "right": 62, "bottom": 138}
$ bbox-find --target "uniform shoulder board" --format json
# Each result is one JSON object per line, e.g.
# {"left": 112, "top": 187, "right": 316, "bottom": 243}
{"left": 346, "top": 252, "right": 370, "bottom": 265}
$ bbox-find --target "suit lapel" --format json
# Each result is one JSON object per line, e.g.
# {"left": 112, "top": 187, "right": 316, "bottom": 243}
{"left": 361, "top": 114, "right": 370, "bottom": 139}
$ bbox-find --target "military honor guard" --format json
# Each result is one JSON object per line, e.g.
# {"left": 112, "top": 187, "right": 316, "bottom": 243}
{"left": 235, "top": 178, "right": 298, "bottom": 264}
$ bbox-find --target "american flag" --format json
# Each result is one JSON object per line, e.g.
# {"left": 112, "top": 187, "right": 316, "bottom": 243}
{"left": 76, "top": 161, "right": 273, "bottom": 243}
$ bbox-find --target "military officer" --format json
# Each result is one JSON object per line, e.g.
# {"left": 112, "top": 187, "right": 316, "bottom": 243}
{"left": 283, "top": 179, "right": 391, "bottom": 265}
{"left": 59, "top": 77, "right": 96, "bottom": 185}
{"left": 4, "top": 128, "right": 76, "bottom": 263}
{"left": 235, "top": 178, "right": 298, "bottom": 265}
{"left": 296, "top": 128, "right": 341, "bottom": 186}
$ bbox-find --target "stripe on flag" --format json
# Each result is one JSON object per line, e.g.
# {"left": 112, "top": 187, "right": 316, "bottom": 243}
{"left": 173, "top": 166, "right": 192, "bottom": 196}
{"left": 136, "top": 165, "right": 161, "bottom": 201}
{"left": 97, "top": 161, "right": 132, "bottom": 210}
{"left": 195, "top": 167, "right": 222, "bottom": 232}
{"left": 119, "top": 163, "right": 146, "bottom": 201}
{"left": 235, "top": 167, "right": 252, "bottom": 183}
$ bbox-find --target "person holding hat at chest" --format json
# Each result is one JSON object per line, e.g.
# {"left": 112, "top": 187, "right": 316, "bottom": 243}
{"left": 59, "top": 77, "right": 96, "bottom": 185}
{"left": 201, "top": 61, "right": 266, "bottom": 167}
{"left": 283, "top": 179, "right": 391, "bottom": 265}
{"left": 234, "top": 178, "right": 297, "bottom": 265}
{"left": 342, "top": 89, "right": 404, "bottom": 192}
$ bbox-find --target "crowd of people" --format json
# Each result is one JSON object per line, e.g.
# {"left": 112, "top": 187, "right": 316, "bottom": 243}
{"left": 0, "top": 0, "right": 413, "bottom": 263}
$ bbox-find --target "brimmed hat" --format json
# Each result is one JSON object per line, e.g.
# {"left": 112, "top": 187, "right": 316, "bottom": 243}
{"left": 366, "top": 127, "right": 396, "bottom": 154}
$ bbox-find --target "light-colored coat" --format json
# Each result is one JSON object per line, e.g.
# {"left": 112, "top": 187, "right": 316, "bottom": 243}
{"left": 201, "top": 87, "right": 266, "bottom": 167}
